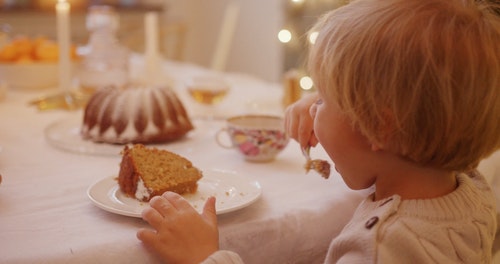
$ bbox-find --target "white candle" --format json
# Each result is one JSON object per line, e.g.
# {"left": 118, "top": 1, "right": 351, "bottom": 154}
{"left": 211, "top": 1, "right": 239, "bottom": 71}
{"left": 56, "top": 0, "right": 72, "bottom": 92}
{"left": 145, "top": 12, "right": 159, "bottom": 60}
{"left": 144, "top": 12, "right": 161, "bottom": 83}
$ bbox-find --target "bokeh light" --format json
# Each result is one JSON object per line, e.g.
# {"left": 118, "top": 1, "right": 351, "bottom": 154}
{"left": 300, "top": 76, "right": 314, "bottom": 90}
{"left": 278, "top": 29, "right": 292, "bottom": 43}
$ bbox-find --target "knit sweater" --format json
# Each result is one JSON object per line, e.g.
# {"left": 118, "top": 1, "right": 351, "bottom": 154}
{"left": 202, "top": 171, "right": 497, "bottom": 263}
{"left": 326, "top": 171, "right": 497, "bottom": 263}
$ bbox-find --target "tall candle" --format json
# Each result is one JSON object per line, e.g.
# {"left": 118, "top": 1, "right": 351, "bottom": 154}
{"left": 211, "top": 1, "right": 239, "bottom": 71}
{"left": 144, "top": 11, "right": 159, "bottom": 80}
{"left": 56, "top": 0, "right": 72, "bottom": 92}
{"left": 145, "top": 12, "right": 159, "bottom": 60}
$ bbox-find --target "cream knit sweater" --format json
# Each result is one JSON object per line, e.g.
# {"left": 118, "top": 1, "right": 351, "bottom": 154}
{"left": 203, "top": 171, "right": 497, "bottom": 263}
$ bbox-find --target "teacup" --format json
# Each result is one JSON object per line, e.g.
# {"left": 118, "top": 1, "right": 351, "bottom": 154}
{"left": 216, "top": 115, "right": 289, "bottom": 162}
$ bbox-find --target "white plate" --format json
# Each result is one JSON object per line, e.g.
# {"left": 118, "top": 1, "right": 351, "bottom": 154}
{"left": 45, "top": 116, "right": 122, "bottom": 156}
{"left": 87, "top": 169, "right": 262, "bottom": 217}
{"left": 45, "top": 116, "right": 220, "bottom": 157}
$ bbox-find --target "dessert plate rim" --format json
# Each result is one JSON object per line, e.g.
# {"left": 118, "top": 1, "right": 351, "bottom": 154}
{"left": 87, "top": 168, "right": 262, "bottom": 217}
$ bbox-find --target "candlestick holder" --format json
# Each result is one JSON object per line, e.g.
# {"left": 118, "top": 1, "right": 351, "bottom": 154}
{"left": 28, "top": 90, "right": 91, "bottom": 111}
{"left": 29, "top": 0, "right": 91, "bottom": 111}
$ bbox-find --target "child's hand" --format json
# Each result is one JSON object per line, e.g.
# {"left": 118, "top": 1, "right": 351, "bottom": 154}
{"left": 137, "top": 192, "right": 219, "bottom": 263}
{"left": 284, "top": 92, "right": 319, "bottom": 148}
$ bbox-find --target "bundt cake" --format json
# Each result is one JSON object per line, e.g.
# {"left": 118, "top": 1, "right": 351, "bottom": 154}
{"left": 118, "top": 144, "right": 203, "bottom": 202}
{"left": 81, "top": 84, "right": 194, "bottom": 144}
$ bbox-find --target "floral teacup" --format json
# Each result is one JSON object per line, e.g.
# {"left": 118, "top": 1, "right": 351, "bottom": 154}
{"left": 216, "top": 115, "right": 289, "bottom": 162}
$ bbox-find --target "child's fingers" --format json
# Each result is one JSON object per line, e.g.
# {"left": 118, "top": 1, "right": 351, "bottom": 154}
{"left": 141, "top": 207, "right": 164, "bottom": 230}
{"left": 163, "top": 191, "right": 194, "bottom": 212}
{"left": 309, "top": 132, "right": 319, "bottom": 147}
{"left": 136, "top": 228, "right": 158, "bottom": 244}
{"left": 298, "top": 118, "right": 314, "bottom": 148}
{"left": 150, "top": 195, "right": 175, "bottom": 216}
{"left": 137, "top": 228, "right": 167, "bottom": 256}
{"left": 202, "top": 196, "right": 217, "bottom": 226}
{"left": 284, "top": 112, "right": 298, "bottom": 140}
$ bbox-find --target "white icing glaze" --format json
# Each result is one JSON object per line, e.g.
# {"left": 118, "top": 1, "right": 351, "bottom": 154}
{"left": 135, "top": 178, "right": 151, "bottom": 201}
{"left": 82, "top": 84, "right": 192, "bottom": 143}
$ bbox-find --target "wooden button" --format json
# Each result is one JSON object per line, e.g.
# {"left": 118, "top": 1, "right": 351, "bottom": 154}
{"left": 365, "top": 216, "right": 379, "bottom": 229}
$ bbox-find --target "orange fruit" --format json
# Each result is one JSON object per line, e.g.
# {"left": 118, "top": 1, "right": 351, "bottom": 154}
{"left": 0, "top": 35, "right": 78, "bottom": 63}
{"left": 15, "top": 54, "right": 35, "bottom": 64}
{"left": 34, "top": 41, "right": 59, "bottom": 62}
{"left": 0, "top": 44, "right": 19, "bottom": 62}
{"left": 11, "top": 36, "right": 34, "bottom": 57}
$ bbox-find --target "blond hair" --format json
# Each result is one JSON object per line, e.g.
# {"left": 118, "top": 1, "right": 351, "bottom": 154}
{"left": 309, "top": 0, "right": 500, "bottom": 171}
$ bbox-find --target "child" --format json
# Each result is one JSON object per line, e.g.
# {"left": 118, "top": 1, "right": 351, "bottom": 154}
{"left": 136, "top": 0, "right": 500, "bottom": 262}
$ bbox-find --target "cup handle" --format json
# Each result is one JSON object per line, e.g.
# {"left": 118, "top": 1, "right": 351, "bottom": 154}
{"left": 215, "top": 128, "right": 233, "bottom": 149}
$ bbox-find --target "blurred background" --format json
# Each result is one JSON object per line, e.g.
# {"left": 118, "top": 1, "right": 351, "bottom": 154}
{"left": 0, "top": 0, "right": 345, "bottom": 83}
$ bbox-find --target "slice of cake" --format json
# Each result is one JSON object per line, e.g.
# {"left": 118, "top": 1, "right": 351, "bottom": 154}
{"left": 118, "top": 144, "right": 202, "bottom": 202}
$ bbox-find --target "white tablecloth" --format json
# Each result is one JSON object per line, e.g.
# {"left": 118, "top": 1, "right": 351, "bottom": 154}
{"left": 0, "top": 59, "right": 367, "bottom": 263}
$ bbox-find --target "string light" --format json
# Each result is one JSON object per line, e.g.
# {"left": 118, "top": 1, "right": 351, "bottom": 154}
{"left": 308, "top": 31, "right": 318, "bottom": 44}
{"left": 299, "top": 76, "right": 314, "bottom": 90}
{"left": 278, "top": 29, "right": 292, "bottom": 43}
{"left": 281, "top": 0, "right": 344, "bottom": 91}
